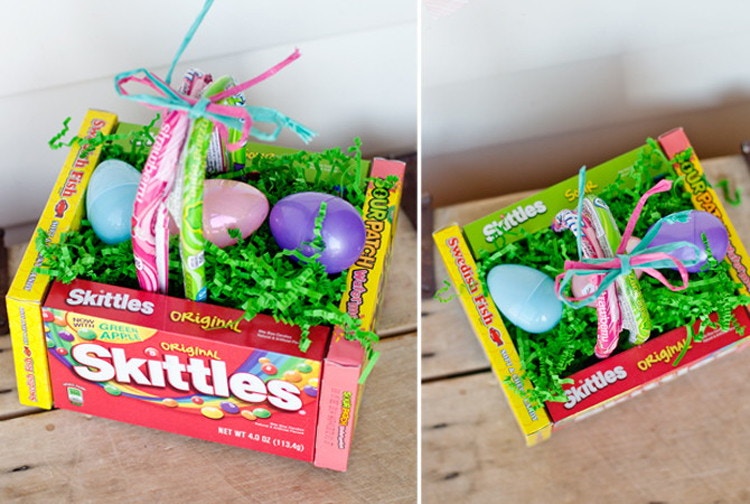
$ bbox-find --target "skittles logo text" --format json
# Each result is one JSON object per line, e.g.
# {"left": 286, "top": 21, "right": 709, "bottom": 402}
{"left": 482, "top": 201, "right": 547, "bottom": 243}
{"left": 563, "top": 366, "right": 627, "bottom": 409}
{"left": 70, "top": 343, "right": 303, "bottom": 411}
{"left": 66, "top": 288, "right": 155, "bottom": 316}
{"left": 355, "top": 178, "right": 392, "bottom": 270}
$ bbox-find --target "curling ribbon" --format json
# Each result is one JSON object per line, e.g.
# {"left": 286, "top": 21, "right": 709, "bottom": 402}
{"left": 555, "top": 169, "right": 704, "bottom": 308}
{"left": 114, "top": 48, "right": 302, "bottom": 152}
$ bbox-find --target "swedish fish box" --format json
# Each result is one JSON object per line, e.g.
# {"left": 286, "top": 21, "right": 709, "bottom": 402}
{"left": 7, "top": 109, "right": 118, "bottom": 410}
{"left": 435, "top": 128, "right": 750, "bottom": 445}
{"left": 7, "top": 111, "right": 406, "bottom": 470}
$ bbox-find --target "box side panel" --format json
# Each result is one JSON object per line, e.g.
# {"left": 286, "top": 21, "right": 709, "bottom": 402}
{"left": 462, "top": 146, "right": 654, "bottom": 255}
{"left": 313, "top": 361, "right": 362, "bottom": 471}
{"left": 658, "top": 128, "right": 750, "bottom": 294}
{"left": 314, "top": 158, "right": 406, "bottom": 470}
{"left": 45, "top": 278, "right": 331, "bottom": 361}
{"left": 341, "top": 158, "right": 406, "bottom": 333}
{"left": 245, "top": 142, "right": 372, "bottom": 192}
{"left": 433, "top": 224, "right": 552, "bottom": 441}
{"left": 6, "top": 109, "right": 118, "bottom": 408}
{"left": 547, "top": 306, "right": 750, "bottom": 422}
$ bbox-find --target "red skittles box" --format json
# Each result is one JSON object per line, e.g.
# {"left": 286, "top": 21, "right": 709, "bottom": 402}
{"left": 43, "top": 278, "right": 330, "bottom": 462}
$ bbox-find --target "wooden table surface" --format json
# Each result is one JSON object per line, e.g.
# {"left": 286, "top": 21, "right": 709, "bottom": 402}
{"left": 0, "top": 217, "right": 418, "bottom": 503}
{"left": 422, "top": 155, "right": 750, "bottom": 504}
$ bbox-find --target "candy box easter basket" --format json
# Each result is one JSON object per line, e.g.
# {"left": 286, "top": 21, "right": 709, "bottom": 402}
{"left": 7, "top": 109, "right": 405, "bottom": 471}
{"left": 434, "top": 128, "right": 750, "bottom": 445}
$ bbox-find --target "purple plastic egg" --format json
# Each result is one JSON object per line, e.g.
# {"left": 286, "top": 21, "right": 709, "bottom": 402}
{"left": 203, "top": 179, "right": 269, "bottom": 248}
{"left": 269, "top": 192, "right": 366, "bottom": 274}
{"left": 647, "top": 210, "right": 729, "bottom": 272}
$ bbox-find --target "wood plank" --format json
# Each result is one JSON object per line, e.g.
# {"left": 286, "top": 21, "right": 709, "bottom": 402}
{"left": 422, "top": 346, "right": 750, "bottom": 503}
{"left": 375, "top": 216, "right": 418, "bottom": 337}
{"left": 0, "top": 333, "right": 417, "bottom": 503}
{"left": 0, "top": 338, "right": 42, "bottom": 420}
{"left": 423, "top": 155, "right": 750, "bottom": 380}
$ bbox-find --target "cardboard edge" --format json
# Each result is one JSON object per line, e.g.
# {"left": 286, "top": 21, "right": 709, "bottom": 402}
{"left": 6, "top": 109, "right": 118, "bottom": 408}
{"left": 313, "top": 157, "right": 406, "bottom": 470}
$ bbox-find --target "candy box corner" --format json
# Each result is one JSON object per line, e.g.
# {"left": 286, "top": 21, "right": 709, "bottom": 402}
{"left": 434, "top": 127, "right": 750, "bottom": 444}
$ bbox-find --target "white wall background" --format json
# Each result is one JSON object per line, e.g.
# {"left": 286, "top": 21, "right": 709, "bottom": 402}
{"left": 422, "top": 0, "right": 750, "bottom": 207}
{"left": 0, "top": 0, "right": 417, "bottom": 241}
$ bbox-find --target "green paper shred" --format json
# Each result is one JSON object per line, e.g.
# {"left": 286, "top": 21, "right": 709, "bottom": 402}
{"left": 434, "top": 279, "right": 456, "bottom": 303}
{"left": 716, "top": 179, "right": 742, "bottom": 207}
{"left": 36, "top": 128, "right": 382, "bottom": 356}
{"left": 49, "top": 115, "right": 160, "bottom": 169}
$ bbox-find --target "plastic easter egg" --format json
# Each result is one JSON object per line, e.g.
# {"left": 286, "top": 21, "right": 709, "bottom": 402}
{"left": 269, "top": 192, "right": 366, "bottom": 274}
{"left": 86, "top": 159, "right": 141, "bottom": 244}
{"left": 647, "top": 210, "right": 728, "bottom": 273}
{"left": 203, "top": 179, "right": 269, "bottom": 248}
{"left": 487, "top": 264, "right": 562, "bottom": 333}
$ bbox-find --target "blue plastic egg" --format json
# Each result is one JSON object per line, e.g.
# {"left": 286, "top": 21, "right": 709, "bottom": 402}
{"left": 85, "top": 159, "right": 141, "bottom": 244}
{"left": 486, "top": 264, "right": 563, "bottom": 333}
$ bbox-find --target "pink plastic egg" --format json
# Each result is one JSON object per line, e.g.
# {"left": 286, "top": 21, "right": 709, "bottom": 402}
{"left": 202, "top": 179, "right": 269, "bottom": 248}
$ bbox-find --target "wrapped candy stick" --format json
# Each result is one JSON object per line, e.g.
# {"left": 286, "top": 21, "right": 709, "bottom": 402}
{"left": 204, "top": 76, "right": 244, "bottom": 174}
{"left": 553, "top": 209, "right": 623, "bottom": 358}
{"left": 177, "top": 77, "right": 237, "bottom": 301}
{"left": 585, "top": 197, "right": 652, "bottom": 345}
{"left": 555, "top": 170, "right": 698, "bottom": 358}
{"left": 131, "top": 70, "right": 212, "bottom": 293}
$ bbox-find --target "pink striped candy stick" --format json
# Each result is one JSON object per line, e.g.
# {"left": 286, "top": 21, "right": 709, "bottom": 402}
{"left": 553, "top": 209, "right": 623, "bottom": 358}
{"left": 131, "top": 70, "right": 211, "bottom": 293}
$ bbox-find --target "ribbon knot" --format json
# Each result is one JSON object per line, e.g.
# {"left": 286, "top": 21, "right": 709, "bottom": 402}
{"left": 617, "top": 253, "right": 632, "bottom": 277}
{"left": 189, "top": 97, "right": 211, "bottom": 120}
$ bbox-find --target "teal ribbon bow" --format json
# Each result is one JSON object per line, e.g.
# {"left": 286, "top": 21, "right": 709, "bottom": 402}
{"left": 555, "top": 169, "right": 703, "bottom": 308}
